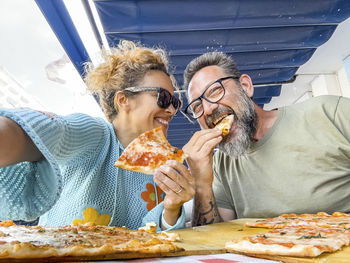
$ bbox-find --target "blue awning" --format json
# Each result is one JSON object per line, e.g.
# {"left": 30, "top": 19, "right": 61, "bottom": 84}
{"left": 35, "top": 0, "right": 350, "bottom": 148}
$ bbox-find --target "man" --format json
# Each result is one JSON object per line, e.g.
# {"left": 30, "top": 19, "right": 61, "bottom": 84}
{"left": 182, "top": 51, "right": 350, "bottom": 226}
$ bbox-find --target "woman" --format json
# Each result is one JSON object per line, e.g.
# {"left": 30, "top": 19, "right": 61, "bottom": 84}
{"left": 0, "top": 40, "right": 194, "bottom": 231}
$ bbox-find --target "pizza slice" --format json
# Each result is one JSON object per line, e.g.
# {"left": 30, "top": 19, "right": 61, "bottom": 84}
{"left": 226, "top": 226, "right": 350, "bottom": 257}
{"left": 246, "top": 212, "right": 350, "bottom": 229}
{"left": 215, "top": 115, "right": 234, "bottom": 136}
{"left": 244, "top": 212, "right": 330, "bottom": 229}
{"left": 114, "top": 127, "right": 187, "bottom": 174}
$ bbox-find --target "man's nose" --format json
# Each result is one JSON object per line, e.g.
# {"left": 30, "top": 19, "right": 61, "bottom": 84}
{"left": 202, "top": 99, "right": 218, "bottom": 116}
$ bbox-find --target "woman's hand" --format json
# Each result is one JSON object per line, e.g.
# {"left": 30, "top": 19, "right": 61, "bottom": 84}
{"left": 154, "top": 160, "right": 195, "bottom": 227}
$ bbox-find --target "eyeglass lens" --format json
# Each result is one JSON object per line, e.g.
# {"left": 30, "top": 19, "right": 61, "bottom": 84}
{"left": 189, "top": 81, "right": 225, "bottom": 117}
{"left": 158, "top": 89, "right": 181, "bottom": 110}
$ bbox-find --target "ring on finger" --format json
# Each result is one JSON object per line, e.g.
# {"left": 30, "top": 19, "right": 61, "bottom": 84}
{"left": 175, "top": 187, "right": 183, "bottom": 194}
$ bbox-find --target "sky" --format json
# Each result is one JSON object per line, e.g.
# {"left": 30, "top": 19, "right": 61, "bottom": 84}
{"left": 0, "top": 0, "right": 104, "bottom": 117}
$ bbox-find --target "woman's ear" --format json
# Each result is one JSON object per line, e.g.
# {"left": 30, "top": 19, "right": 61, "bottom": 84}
{"left": 239, "top": 74, "right": 254, "bottom": 98}
{"left": 114, "top": 91, "right": 130, "bottom": 112}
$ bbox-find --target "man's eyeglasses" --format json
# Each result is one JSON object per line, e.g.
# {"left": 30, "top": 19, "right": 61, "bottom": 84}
{"left": 123, "top": 86, "right": 182, "bottom": 111}
{"left": 184, "top": 76, "right": 238, "bottom": 119}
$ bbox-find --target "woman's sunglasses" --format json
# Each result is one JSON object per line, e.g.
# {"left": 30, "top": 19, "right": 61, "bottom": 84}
{"left": 123, "top": 86, "right": 182, "bottom": 111}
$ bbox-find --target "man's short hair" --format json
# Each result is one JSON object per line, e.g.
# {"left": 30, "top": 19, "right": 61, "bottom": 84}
{"left": 183, "top": 52, "right": 242, "bottom": 94}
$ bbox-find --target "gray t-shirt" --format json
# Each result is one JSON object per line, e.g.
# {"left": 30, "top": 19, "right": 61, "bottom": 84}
{"left": 213, "top": 95, "right": 350, "bottom": 218}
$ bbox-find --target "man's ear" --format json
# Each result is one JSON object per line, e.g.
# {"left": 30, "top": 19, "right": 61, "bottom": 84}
{"left": 239, "top": 74, "right": 254, "bottom": 98}
{"left": 114, "top": 91, "right": 130, "bottom": 111}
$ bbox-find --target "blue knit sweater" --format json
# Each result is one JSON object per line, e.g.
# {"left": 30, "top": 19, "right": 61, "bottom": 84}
{"left": 0, "top": 108, "right": 185, "bottom": 231}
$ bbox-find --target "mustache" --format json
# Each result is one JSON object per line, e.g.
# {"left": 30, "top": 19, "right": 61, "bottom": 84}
{"left": 206, "top": 106, "right": 236, "bottom": 128}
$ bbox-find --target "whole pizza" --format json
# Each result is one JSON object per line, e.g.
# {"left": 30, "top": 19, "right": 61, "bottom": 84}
{"left": 0, "top": 221, "right": 182, "bottom": 260}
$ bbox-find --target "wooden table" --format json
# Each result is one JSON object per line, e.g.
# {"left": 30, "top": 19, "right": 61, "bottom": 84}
{"left": 4, "top": 219, "right": 350, "bottom": 262}
{"left": 172, "top": 218, "right": 350, "bottom": 263}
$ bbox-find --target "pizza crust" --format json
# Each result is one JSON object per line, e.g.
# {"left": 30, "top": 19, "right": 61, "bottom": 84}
{"left": 226, "top": 240, "right": 323, "bottom": 257}
{"left": 0, "top": 242, "right": 180, "bottom": 259}
{"left": 215, "top": 115, "right": 234, "bottom": 136}
{"left": 113, "top": 162, "right": 155, "bottom": 175}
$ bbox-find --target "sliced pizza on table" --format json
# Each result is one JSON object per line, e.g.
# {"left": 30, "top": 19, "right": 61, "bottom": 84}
{"left": 245, "top": 211, "right": 350, "bottom": 229}
{"left": 115, "top": 126, "right": 187, "bottom": 174}
{"left": 226, "top": 211, "right": 350, "bottom": 258}
{"left": 226, "top": 226, "right": 350, "bottom": 257}
{"left": 0, "top": 221, "right": 183, "bottom": 260}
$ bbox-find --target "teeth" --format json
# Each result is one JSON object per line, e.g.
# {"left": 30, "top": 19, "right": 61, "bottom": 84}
{"left": 156, "top": 118, "right": 169, "bottom": 125}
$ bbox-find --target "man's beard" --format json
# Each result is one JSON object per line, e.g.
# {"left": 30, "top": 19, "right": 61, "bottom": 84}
{"left": 213, "top": 86, "right": 257, "bottom": 158}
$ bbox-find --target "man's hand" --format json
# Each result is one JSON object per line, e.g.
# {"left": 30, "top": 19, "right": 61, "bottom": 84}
{"left": 183, "top": 128, "right": 222, "bottom": 187}
{"left": 183, "top": 128, "right": 223, "bottom": 226}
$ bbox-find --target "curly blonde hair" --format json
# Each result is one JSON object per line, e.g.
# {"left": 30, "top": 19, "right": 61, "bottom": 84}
{"left": 84, "top": 40, "right": 179, "bottom": 122}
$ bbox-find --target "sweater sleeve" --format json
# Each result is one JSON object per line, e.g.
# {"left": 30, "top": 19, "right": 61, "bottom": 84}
{"left": 0, "top": 108, "right": 108, "bottom": 221}
{"left": 142, "top": 202, "right": 186, "bottom": 232}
